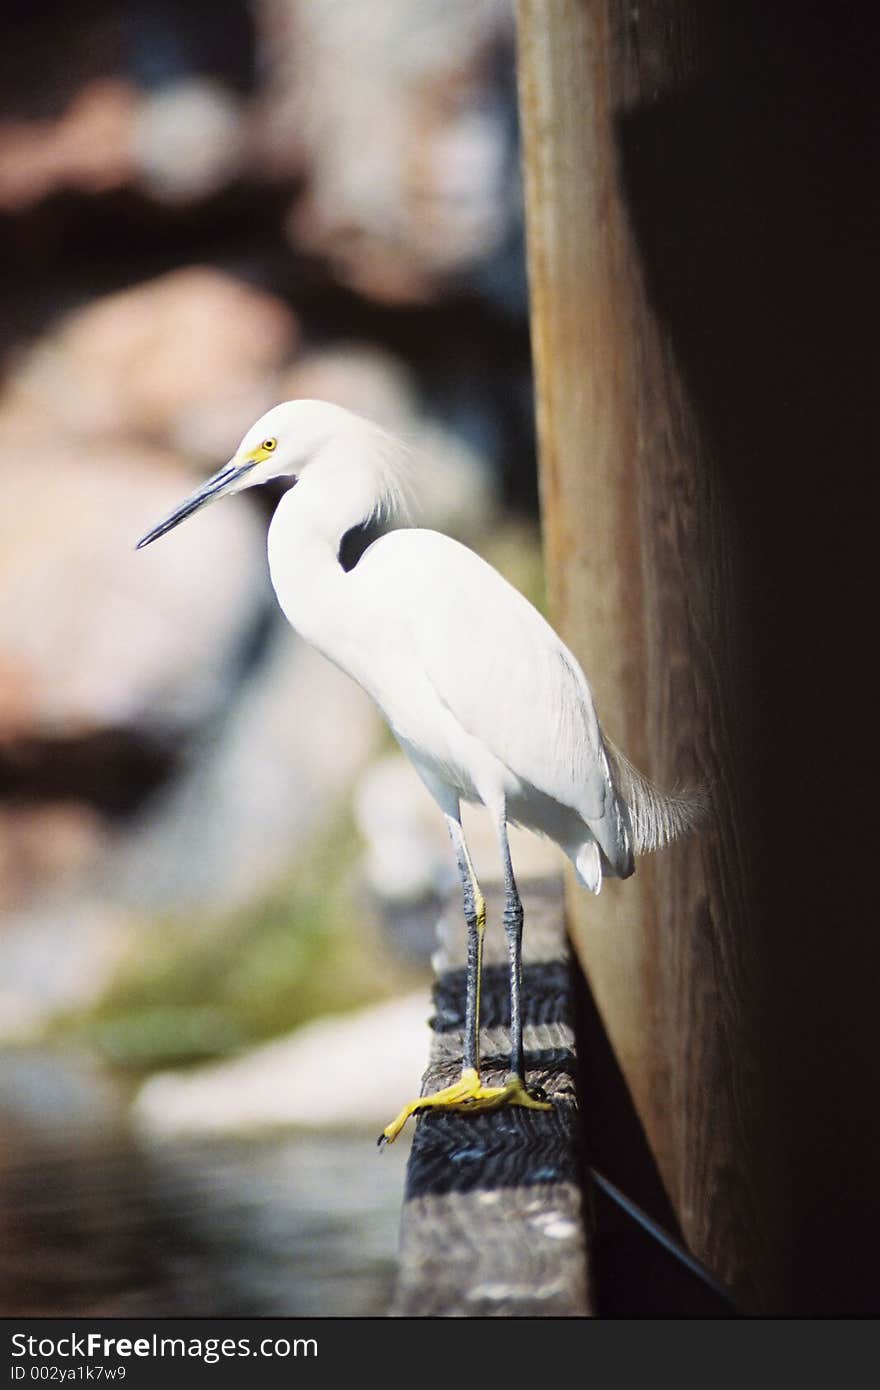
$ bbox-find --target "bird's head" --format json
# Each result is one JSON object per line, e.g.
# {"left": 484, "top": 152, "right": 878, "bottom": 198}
{"left": 136, "top": 399, "right": 353, "bottom": 549}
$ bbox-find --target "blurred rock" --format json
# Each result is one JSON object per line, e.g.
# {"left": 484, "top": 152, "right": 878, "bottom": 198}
{"left": 0, "top": 438, "right": 267, "bottom": 741}
{"left": 0, "top": 73, "right": 248, "bottom": 213}
{"left": 0, "top": 802, "right": 124, "bottom": 1038}
{"left": 5, "top": 268, "right": 298, "bottom": 459}
{"left": 281, "top": 344, "right": 497, "bottom": 533}
{"left": 0, "top": 79, "right": 138, "bottom": 212}
{"left": 257, "top": 0, "right": 517, "bottom": 302}
{"left": 352, "top": 754, "right": 449, "bottom": 964}
{"left": 0, "top": 900, "right": 139, "bottom": 1043}
{"left": 106, "top": 625, "right": 380, "bottom": 915}
{"left": 132, "top": 990, "right": 431, "bottom": 1137}
{"left": 0, "top": 629, "right": 381, "bottom": 1039}
{"left": 282, "top": 343, "right": 418, "bottom": 426}
{"left": 0, "top": 805, "right": 104, "bottom": 915}
{"left": 132, "top": 79, "right": 247, "bottom": 205}
{"left": 354, "top": 754, "right": 450, "bottom": 904}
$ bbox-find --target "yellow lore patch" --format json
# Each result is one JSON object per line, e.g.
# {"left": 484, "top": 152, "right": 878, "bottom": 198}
{"left": 245, "top": 437, "right": 278, "bottom": 464}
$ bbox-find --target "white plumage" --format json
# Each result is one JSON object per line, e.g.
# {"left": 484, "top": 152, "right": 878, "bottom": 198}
{"left": 137, "top": 399, "right": 702, "bottom": 1138}
{"left": 312, "top": 524, "right": 631, "bottom": 892}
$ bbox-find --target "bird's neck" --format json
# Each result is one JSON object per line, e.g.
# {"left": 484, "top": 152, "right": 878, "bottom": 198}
{"left": 265, "top": 460, "right": 374, "bottom": 657}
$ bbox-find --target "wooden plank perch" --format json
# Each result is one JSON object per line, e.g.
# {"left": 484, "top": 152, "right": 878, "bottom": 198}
{"left": 391, "top": 879, "right": 592, "bottom": 1318}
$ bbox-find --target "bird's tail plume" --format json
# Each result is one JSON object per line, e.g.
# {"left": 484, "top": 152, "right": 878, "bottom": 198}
{"left": 605, "top": 739, "right": 709, "bottom": 855}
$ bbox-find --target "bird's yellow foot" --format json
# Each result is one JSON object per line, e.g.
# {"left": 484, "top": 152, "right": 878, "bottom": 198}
{"left": 379, "top": 1066, "right": 552, "bottom": 1145}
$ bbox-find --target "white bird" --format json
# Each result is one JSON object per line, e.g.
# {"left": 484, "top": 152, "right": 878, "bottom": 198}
{"left": 137, "top": 400, "right": 701, "bottom": 1143}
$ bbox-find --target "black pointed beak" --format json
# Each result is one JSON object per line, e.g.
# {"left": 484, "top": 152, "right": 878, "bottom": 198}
{"left": 135, "top": 459, "right": 256, "bottom": 550}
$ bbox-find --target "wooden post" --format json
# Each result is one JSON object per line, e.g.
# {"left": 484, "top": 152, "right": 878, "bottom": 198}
{"left": 515, "top": 0, "right": 773, "bottom": 1309}
{"left": 516, "top": 0, "right": 880, "bottom": 1314}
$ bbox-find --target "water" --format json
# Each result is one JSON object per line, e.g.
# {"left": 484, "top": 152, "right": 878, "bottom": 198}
{"left": 0, "top": 1051, "right": 410, "bottom": 1317}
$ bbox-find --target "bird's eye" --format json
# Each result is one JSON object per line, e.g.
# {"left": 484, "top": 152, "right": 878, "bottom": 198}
{"left": 263, "top": 437, "right": 277, "bottom": 452}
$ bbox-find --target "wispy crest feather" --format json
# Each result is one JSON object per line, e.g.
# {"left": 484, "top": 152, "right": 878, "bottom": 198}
{"left": 605, "top": 738, "right": 709, "bottom": 854}
{"left": 363, "top": 420, "right": 417, "bottom": 526}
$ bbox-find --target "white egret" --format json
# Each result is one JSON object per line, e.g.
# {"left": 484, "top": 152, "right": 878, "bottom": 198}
{"left": 137, "top": 400, "right": 702, "bottom": 1143}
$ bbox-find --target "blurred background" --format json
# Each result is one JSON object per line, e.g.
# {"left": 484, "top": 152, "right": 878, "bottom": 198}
{"left": 0, "top": 0, "right": 559, "bottom": 1316}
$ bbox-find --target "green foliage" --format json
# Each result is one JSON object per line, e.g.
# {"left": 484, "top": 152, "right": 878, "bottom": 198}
{"left": 64, "top": 813, "right": 420, "bottom": 1072}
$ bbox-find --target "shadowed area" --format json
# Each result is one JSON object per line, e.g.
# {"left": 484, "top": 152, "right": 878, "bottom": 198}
{"left": 615, "top": 1, "right": 877, "bottom": 1311}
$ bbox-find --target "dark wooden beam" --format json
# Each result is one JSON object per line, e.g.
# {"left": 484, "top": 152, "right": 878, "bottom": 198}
{"left": 515, "top": 0, "right": 878, "bottom": 1313}
{"left": 392, "top": 880, "right": 593, "bottom": 1317}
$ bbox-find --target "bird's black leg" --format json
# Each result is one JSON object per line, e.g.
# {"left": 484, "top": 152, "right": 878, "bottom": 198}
{"left": 497, "top": 813, "right": 525, "bottom": 1083}
{"left": 446, "top": 815, "right": 485, "bottom": 1074}
{"left": 378, "top": 806, "right": 550, "bottom": 1145}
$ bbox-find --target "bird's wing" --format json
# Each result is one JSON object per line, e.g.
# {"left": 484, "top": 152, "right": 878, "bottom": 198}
{"left": 397, "top": 532, "right": 610, "bottom": 821}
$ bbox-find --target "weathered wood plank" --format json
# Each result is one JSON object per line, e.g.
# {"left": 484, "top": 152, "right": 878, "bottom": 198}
{"left": 392, "top": 879, "right": 592, "bottom": 1318}
{"left": 513, "top": 0, "right": 777, "bottom": 1311}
